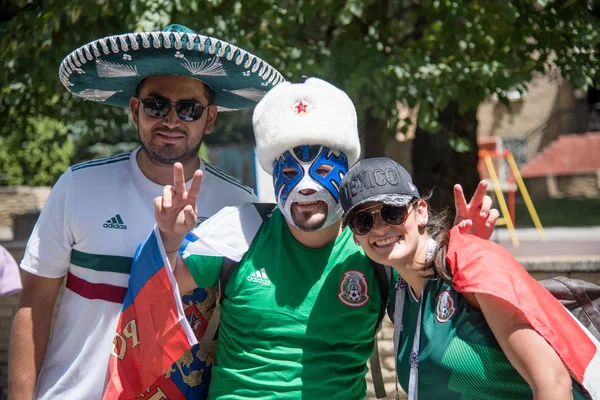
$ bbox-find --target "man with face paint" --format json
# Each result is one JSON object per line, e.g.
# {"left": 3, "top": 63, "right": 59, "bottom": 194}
{"left": 154, "top": 77, "right": 499, "bottom": 399}
{"left": 273, "top": 145, "right": 348, "bottom": 231}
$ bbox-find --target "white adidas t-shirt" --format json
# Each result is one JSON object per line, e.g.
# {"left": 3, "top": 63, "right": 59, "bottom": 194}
{"left": 20, "top": 148, "right": 256, "bottom": 400}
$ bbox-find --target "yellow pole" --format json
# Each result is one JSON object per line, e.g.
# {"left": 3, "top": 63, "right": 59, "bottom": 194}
{"left": 505, "top": 152, "right": 547, "bottom": 241}
{"left": 481, "top": 151, "right": 520, "bottom": 247}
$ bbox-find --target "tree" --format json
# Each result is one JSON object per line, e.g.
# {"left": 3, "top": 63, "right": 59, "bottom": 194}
{"left": 2, "top": 0, "right": 598, "bottom": 212}
{"left": 161, "top": 0, "right": 597, "bottom": 211}
{"left": 0, "top": 117, "right": 74, "bottom": 185}
{"left": 1, "top": 0, "right": 133, "bottom": 184}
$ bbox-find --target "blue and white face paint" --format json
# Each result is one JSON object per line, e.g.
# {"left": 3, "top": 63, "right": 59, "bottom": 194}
{"left": 273, "top": 145, "right": 349, "bottom": 231}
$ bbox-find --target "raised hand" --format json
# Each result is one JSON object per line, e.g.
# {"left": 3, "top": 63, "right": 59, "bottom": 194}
{"left": 454, "top": 181, "right": 500, "bottom": 239}
{"left": 154, "top": 163, "right": 203, "bottom": 248}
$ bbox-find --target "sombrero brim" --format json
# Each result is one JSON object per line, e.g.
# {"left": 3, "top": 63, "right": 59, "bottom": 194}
{"left": 58, "top": 28, "right": 285, "bottom": 110}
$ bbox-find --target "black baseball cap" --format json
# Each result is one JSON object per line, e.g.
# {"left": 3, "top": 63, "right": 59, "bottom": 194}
{"left": 340, "top": 157, "right": 420, "bottom": 225}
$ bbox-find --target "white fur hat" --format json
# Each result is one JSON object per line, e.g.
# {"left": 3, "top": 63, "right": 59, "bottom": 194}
{"left": 252, "top": 77, "right": 361, "bottom": 174}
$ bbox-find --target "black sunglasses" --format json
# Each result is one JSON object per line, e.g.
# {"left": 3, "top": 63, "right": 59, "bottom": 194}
{"left": 347, "top": 204, "right": 413, "bottom": 235}
{"left": 137, "top": 97, "right": 209, "bottom": 122}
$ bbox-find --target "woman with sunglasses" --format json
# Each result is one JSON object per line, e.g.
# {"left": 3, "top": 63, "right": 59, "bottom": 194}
{"left": 339, "top": 157, "right": 598, "bottom": 400}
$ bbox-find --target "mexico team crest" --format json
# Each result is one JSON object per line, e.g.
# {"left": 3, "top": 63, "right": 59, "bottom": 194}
{"left": 338, "top": 270, "right": 369, "bottom": 307}
{"left": 436, "top": 290, "right": 456, "bottom": 323}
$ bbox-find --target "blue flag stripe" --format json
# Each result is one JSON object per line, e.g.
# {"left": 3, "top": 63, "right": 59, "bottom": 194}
{"left": 123, "top": 228, "right": 167, "bottom": 310}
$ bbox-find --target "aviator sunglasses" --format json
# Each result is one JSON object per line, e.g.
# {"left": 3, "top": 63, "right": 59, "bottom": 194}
{"left": 137, "top": 97, "right": 209, "bottom": 122}
{"left": 347, "top": 203, "right": 414, "bottom": 235}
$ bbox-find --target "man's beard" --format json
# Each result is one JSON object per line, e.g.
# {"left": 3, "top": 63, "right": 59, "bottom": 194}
{"left": 290, "top": 204, "right": 328, "bottom": 232}
{"left": 138, "top": 125, "right": 202, "bottom": 165}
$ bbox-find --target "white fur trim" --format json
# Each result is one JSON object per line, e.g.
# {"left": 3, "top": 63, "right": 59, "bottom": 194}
{"left": 252, "top": 78, "right": 360, "bottom": 174}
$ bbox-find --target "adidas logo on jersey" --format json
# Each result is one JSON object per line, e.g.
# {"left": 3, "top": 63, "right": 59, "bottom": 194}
{"left": 247, "top": 268, "right": 270, "bottom": 286}
{"left": 103, "top": 214, "right": 127, "bottom": 230}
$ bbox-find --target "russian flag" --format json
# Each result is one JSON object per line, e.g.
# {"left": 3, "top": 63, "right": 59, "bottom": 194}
{"left": 103, "top": 226, "right": 212, "bottom": 400}
{"left": 447, "top": 226, "right": 600, "bottom": 399}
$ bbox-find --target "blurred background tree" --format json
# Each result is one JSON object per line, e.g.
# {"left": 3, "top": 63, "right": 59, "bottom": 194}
{"left": 1, "top": 0, "right": 598, "bottom": 210}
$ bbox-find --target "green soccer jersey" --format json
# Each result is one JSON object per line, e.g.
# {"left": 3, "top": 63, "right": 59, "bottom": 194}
{"left": 392, "top": 278, "right": 588, "bottom": 399}
{"left": 185, "top": 208, "right": 382, "bottom": 399}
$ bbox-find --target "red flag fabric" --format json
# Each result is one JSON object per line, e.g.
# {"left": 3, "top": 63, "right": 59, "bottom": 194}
{"left": 447, "top": 226, "right": 600, "bottom": 399}
{"left": 103, "top": 226, "right": 212, "bottom": 400}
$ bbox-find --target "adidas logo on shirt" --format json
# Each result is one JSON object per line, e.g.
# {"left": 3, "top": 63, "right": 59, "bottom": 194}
{"left": 247, "top": 268, "right": 270, "bottom": 286}
{"left": 103, "top": 214, "right": 127, "bottom": 230}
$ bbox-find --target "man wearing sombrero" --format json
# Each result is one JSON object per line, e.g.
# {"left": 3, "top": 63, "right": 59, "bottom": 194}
{"left": 9, "top": 24, "right": 283, "bottom": 400}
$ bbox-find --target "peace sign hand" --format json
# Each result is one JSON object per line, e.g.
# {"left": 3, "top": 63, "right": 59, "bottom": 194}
{"left": 154, "top": 163, "right": 203, "bottom": 250}
{"left": 453, "top": 180, "right": 500, "bottom": 239}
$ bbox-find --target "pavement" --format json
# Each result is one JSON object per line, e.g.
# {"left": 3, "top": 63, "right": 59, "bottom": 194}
{"left": 492, "top": 225, "right": 600, "bottom": 260}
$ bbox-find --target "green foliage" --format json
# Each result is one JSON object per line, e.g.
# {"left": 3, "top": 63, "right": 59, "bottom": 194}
{"left": 0, "top": 117, "right": 74, "bottom": 185}
{"left": 1, "top": 0, "right": 133, "bottom": 185}
{"left": 151, "top": 0, "right": 599, "bottom": 133}
{"left": 1, "top": 0, "right": 599, "bottom": 185}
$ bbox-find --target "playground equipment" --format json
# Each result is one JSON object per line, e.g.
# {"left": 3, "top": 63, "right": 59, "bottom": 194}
{"left": 479, "top": 149, "right": 546, "bottom": 247}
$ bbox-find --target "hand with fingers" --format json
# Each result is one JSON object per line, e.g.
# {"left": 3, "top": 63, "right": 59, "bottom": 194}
{"left": 453, "top": 180, "right": 500, "bottom": 240}
{"left": 154, "top": 162, "right": 203, "bottom": 252}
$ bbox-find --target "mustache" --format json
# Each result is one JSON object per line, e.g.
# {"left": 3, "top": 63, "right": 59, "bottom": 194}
{"left": 153, "top": 127, "right": 187, "bottom": 136}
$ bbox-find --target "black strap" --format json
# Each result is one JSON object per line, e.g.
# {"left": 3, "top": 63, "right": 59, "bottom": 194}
{"left": 219, "top": 257, "right": 239, "bottom": 301}
{"left": 252, "top": 202, "right": 277, "bottom": 221}
{"left": 370, "top": 337, "right": 387, "bottom": 399}
{"left": 371, "top": 260, "right": 392, "bottom": 334}
{"left": 200, "top": 250, "right": 238, "bottom": 361}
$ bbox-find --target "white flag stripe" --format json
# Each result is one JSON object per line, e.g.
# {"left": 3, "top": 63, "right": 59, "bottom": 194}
{"left": 565, "top": 310, "right": 600, "bottom": 399}
{"left": 154, "top": 225, "right": 198, "bottom": 346}
{"left": 584, "top": 350, "right": 600, "bottom": 400}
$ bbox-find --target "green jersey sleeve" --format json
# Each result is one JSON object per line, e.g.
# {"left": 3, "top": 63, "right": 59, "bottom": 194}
{"left": 184, "top": 254, "right": 223, "bottom": 288}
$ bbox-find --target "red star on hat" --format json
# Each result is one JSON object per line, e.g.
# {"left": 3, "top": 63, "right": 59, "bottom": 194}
{"left": 294, "top": 101, "right": 309, "bottom": 115}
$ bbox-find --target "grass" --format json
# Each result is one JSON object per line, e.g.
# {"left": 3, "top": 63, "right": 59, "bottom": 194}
{"left": 507, "top": 196, "right": 600, "bottom": 228}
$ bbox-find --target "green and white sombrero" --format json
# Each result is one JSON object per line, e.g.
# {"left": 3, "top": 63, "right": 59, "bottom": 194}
{"left": 58, "top": 24, "right": 286, "bottom": 111}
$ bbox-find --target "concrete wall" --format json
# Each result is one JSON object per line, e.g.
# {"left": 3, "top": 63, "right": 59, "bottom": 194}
{"left": 524, "top": 173, "right": 600, "bottom": 199}
{"left": 0, "top": 241, "right": 25, "bottom": 398}
{"left": 0, "top": 187, "right": 50, "bottom": 232}
{"left": 0, "top": 289, "right": 19, "bottom": 399}
{"left": 476, "top": 70, "right": 586, "bottom": 159}
{"left": 555, "top": 173, "right": 600, "bottom": 198}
